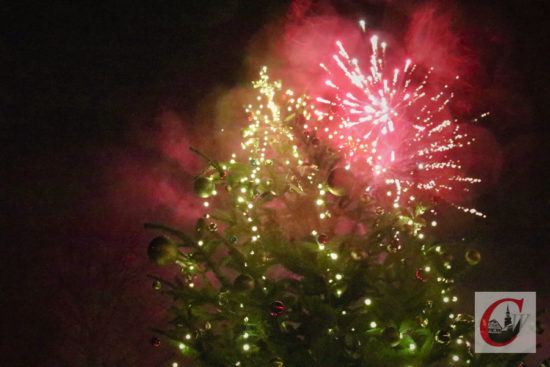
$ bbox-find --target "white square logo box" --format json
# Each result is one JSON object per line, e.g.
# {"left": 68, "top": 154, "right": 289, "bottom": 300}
{"left": 475, "top": 292, "right": 536, "bottom": 353}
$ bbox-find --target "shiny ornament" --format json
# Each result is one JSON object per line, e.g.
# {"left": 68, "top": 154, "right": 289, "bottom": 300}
{"left": 195, "top": 218, "right": 207, "bottom": 233}
{"left": 454, "top": 313, "right": 474, "bottom": 324}
{"left": 258, "top": 191, "right": 275, "bottom": 203}
{"left": 317, "top": 233, "right": 328, "bottom": 244}
{"left": 386, "top": 238, "right": 402, "bottom": 253}
{"left": 229, "top": 235, "right": 238, "bottom": 243}
{"left": 270, "top": 357, "right": 283, "bottom": 367}
{"left": 465, "top": 249, "right": 481, "bottom": 265}
{"left": 151, "top": 337, "right": 161, "bottom": 347}
{"left": 147, "top": 236, "right": 179, "bottom": 266}
{"left": 435, "top": 330, "right": 451, "bottom": 344}
{"left": 415, "top": 268, "right": 426, "bottom": 281}
{"left": 152, "top": 279, "right": 162, "bottom": 291}
{"left": 250, "top": 159, "right": 258, "bottom": 166}
{"left": 327, "top": 168, "right": 355, "bottom": 196}
{"left": 270, "top": 301, "right": 285, "bottom": 316}
{"left": 418, "top": 317, "right": 429, "bottom": 327}
{"left": 208, "top": 222, "right": 218, "bottom": 232}
{"left": 441, "top": 250, "right": 453, "bottom": 263}
{"left": 375, "top": 207, "right": 384, "bottom": 215}
{"left": 382, "top": 327, "right": 401, "bottom": 347}
{"left": 234, "top": 274, "right": 255, "bottom": 291}
{"left": 360, "top": 192, "right": 373, "bottom": 203}
{"left": 193, "top": 177, "right": 214, "bottom": 198}
{"left": 217, "top": 290, "right": 230, "bottom": 306}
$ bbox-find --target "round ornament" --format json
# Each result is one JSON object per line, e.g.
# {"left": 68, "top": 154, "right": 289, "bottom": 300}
{"left": 229, "top": 235, "right": 238, "bottom": 243}
{"left": 152, "top": 279, "right": 162, "bottom": 291}
{"left": 415, "top": 268, "right": 426, "bottom": 281}
{"left": 386, "top": 238, "right": 402, "bottom": 253}
{"left": 208, "top": 222, "right": 218, "bottom": 232}
{"left": 435, "top": 329, "right": 451, "bottom": 344}
{"left": 234, "top": 274, "right": 255, "bottom": 291}
{"left": 418, "top": 317, "right": 429, "bottom": 327}
{"left": 317, "top": 233, "right": 328, "bottom": 244}
{"left": 270, "top": 357, "right": 283, "bottom": 367}
{"left": 195, "top": 218, "right": 206, "bottom": 233}
{"left": 360, "top": 192, "right": 373, "bottom": 203}
{"left": 382, "top": 327, "right": 401, "bottom": 347}
{"left": 147, "top": 236, "right": 179, "bottom": 266}
{"left": 151, "top": 337, "right": 161, "bottom": 347}
{"left": 454, "top": 313, "right": 474, "bottom": 324}
{"left": 465, "top": 249, "right": 481, "bottom": 265}
{"left": 441, "top": 250, "right": 453, "bottom": 263}
{"left": 327, "top": 168, "right": 355, "bottom": 196}
{"left": 193, "top": 177, "right": 214, "bottom": 198}
{"left": 217, "top": 290, "right": 230, "bottom": 306}
{"left": 270, "top": 301, "right": 285, "bottom": 316}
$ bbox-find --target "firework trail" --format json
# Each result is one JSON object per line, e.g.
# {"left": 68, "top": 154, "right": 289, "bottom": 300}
{"left": 311, "top": 27, "right": 487, "bottom": 216}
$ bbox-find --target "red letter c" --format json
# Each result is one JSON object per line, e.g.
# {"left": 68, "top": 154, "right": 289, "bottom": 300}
{"left": 480, "top": 298, "right": 523, "bottom": 347}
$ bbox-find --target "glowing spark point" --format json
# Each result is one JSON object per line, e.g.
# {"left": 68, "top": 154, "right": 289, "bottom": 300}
{"left": 313, "top": 35, "right": 486, "bottom": 214}
{"left": 359, "top": 19, "right": 366, "bottom": 32}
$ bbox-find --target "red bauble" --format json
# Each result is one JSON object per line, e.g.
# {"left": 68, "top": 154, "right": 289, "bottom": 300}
{"left": 270, "top": 301, "right": 285, "bottom": 316}
{"left": 415, "top": 268, "right": 426, "bottom": 281}
{"left": 151, "top": 337, "right": 161, "bottom": 347}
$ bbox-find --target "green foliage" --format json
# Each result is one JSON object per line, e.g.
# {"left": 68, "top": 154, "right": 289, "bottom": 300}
{"left": 146, "top": 72, "right": 527, "bottom": 367}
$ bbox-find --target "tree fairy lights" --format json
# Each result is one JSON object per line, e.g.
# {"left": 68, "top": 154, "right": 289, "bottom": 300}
{"left": 141, "top": 64, "right": 516, "bottom": 366}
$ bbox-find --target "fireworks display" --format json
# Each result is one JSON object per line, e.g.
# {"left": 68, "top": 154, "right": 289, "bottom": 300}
{"left": 309, "top": 27, "right": 487, "bottom": 216}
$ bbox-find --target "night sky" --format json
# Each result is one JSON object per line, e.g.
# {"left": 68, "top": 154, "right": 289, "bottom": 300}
{"left": 3, "top": 0, "right": 549, "bottom": 365}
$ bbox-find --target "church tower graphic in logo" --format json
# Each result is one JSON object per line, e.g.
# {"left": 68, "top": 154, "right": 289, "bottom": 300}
{"left": 475, "top": 292, "right": 536, "bottom": 353}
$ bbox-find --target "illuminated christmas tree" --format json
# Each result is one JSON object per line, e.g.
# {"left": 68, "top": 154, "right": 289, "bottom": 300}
{"left": 145, "top": 37, "right": 528, "bottom": 366}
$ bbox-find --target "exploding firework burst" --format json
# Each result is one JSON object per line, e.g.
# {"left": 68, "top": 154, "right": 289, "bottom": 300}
{"left": 310, "top": 30, "right": 487, "bottom": 217}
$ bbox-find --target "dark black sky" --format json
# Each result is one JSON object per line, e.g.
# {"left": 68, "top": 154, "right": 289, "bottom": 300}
{"left": 3, "top": 0, "right": 549, "bottom": 365}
